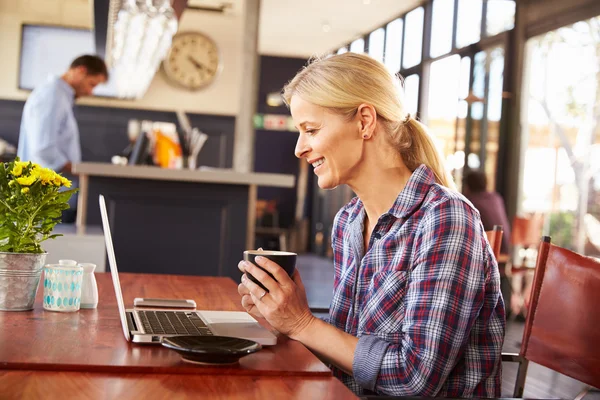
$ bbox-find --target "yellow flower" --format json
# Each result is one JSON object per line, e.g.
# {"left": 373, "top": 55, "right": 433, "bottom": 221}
{"left": 61, "top": 176, "right": 72, "bottom": 188}
{"left": 21, "top": 187, "right": 29, "bottom": 194}
{"left": 11, "top": 164, "right": 23, "bottom": 177}
{"left": 38, "top": 168, "right": 57, "bottom": 185}
{"left": 8, "top": 180, "right": 15, "bottom": 187}
{"left": 16, "top": 175, "right": 37, "bottom": 186}
{"left": 29, "top": 165, "right": 41, "bottom": 179}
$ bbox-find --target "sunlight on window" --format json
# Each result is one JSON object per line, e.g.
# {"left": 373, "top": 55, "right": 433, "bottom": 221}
{"left": 430, "top": 0, "right": 454, "bottom": 58}
{"left": 520, "top": 16, "right": 600, "bottom": 255}
{"left": 368, "top": 28, "right": 385, "bottom": 63}
{"left": 337, "top": 47, "right": 348, "bottom": 55}
{"left": 456, "top": 0, "right": 482, "bottom": 48}
{"left": 471, "top": 51, "right": 486, "bottom": 120}
{"left": 458, "top": 56, "right": 471, "bottom": 119}
{"left": 403, "top": 7, "right": 424, "bottom": 68}
{"left": 428, "top": 55, "right": 461, "bottom": 120}
{"left": 459, "top": 56, "right": 471, "bottom": 101}
{"left": 350, "top": 38, "right": 365, "bottom": 53}
{"left": 426, "top": 55, "right": 461, "bottom": 174}
{"left": 384, "top": 18, "right": 403, "bottom": 73}
{"left": 403, "top": 74, "right": 419, "bottom": 115}
{"left": 488, "top": 48, "right": 504, "bottom": 121}
{"left": 486, "top": 0, "right": 515, "bottom": 36}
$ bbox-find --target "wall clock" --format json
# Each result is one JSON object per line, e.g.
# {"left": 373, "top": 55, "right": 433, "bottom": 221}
{"left": 163, "top": 31, "right": 220, "bottom": 90}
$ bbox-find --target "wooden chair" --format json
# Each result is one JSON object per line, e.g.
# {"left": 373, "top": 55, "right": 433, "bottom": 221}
{"left": 255, "top": 199, "right": 289, "bottom": 251}
{"left": 511, "top": 214, "right": 544, "bottom": 273}
{"left": 503, "top": 236, "right": 600, "bottom": 397}
{"left": 486, "top": 225, "right": 504, "bottom": 261}
{"left": 510, "top": 214, "right": 545, "bottom": 318}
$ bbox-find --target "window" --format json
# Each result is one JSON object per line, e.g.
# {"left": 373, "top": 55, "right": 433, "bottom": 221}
{"left": 456, "top": 0, "right": 482, "bottom": 48}
{"left": 427, "top": 55, "right": 461, "bottom": 166}
{"left": 459, "top": 56, "right": 471, "bottom": 102}
{"left": 486, "top": 0, "right": 515, "bottom": 36}
{"left": 350, "top": 38, "right": 365, "bottom": 53}
{"left": 430, "top": 0, "right": 454, "bottom": 58}
{"left": 19, "top": 24, "right": 118, "bottom": 98}
{"left": 368, "top": 28, "right": 385, "bottom": 63}
{"left": 519, "top": 17, "right": 600, "bottom": 256}
{"left": 488, "top": 48, "right": 504, "bottom": 122}
{"left": 403, "top": 7, "right": 424, "bottom": 68}
{"left": 337, "top": 47, "right": 348, "bottom": 55}
{"left": 471, "top": 51, "right": 486, "bottom": 121}
{"left": 403, "top": 74, "right": 420, "bottom": 116}
{"left": 384, "top": 18, "right": 403, "bottom": 73}
{"left": 485, "top": 47, "right": 504, "bottom": 189}
{"left": 453, "top": 56, "right": 472, "bottom": 188}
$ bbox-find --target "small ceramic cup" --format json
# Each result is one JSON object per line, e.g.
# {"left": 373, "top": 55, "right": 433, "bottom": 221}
{"left": 42, "top": 264, "right": 83, "bottom": 312}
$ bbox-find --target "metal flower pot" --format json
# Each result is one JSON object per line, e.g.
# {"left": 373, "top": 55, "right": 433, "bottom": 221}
{"left": 0, "top": 252, "right": 47, "bottom": 311}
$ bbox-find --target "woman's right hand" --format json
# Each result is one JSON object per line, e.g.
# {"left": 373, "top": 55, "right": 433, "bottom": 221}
{"left": 238, "top": 261, "right": 264, "bottom": 319}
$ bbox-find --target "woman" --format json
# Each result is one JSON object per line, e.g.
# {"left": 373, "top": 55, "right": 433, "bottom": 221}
{"left": 238, "top": 53, "right": 505, "bottom": 397}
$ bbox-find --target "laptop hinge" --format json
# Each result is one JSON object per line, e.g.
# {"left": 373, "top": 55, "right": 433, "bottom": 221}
{"left": 126, "top": 312, "right": 138, "bottom": 333}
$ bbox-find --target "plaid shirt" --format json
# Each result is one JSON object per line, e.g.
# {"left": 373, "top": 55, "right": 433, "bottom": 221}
{"left": 328, "top": 165, "right": 505, "bottom": 397}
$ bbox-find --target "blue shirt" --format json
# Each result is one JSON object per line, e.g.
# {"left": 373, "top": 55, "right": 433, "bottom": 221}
{"left": 330, "top": 165, "right": 505, "bottom": 396}
{"left": 17, "top": 76, "right": 81, "bottom": 172}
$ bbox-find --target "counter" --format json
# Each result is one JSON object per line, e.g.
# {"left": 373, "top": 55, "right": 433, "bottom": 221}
{"left": 73, "top": 163, "right": 295, "bottom": 280}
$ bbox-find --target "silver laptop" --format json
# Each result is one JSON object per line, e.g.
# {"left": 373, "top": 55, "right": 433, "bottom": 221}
{"left": 99, "top": 194, "right": 277, "bottom": 345}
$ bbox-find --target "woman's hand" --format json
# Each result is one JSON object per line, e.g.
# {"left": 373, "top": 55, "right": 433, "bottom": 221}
{"left": 237, "top": 267, "right": 263, "bottom": 319}
{"left": 238, "top": 256, "right": 315, "bottom": 340}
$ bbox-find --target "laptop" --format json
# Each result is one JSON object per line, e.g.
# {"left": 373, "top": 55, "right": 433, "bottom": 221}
{"left": 98, "top": 194, "right": 277, "bottom": 345}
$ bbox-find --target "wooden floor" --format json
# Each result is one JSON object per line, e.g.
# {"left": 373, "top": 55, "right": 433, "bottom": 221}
{"left": 296, "top": 254, "right": 598, "bottom": 399}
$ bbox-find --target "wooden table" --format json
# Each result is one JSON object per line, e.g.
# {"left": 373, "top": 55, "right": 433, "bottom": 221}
{"left": 0, "top": 273, "right": 357, "bottom": 398}
{"left": 0, "top": 273, "right": 330, "bottom": 376}
{"left": 0, "top": 370, "right": 357, "bottom": 400}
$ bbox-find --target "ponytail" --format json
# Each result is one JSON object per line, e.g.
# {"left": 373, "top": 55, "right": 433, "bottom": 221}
{"left": 391, "top": 117, "right": 456, "bottom": 190}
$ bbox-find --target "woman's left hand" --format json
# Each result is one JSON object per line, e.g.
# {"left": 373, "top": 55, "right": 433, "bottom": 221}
{"left": 240, "top": 256, "right": 315, "bottom": 340}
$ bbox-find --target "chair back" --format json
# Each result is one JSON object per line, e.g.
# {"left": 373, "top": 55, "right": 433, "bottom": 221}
{"left": 511, "top": 214, "right": 544, "bottom": 248}
{"left": 521, "top": 237, "right": 600, "bottom": 389}
{"left": 485, "top": 225, "right": 503, "bottom": 260}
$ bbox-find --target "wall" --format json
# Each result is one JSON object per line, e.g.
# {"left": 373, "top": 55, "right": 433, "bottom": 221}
{"left": 0, "top": 0, "right": 244, "bottom": 116}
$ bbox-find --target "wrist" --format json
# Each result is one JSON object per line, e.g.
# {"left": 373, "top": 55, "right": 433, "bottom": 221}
{"left": 290, "top": 312, "right": 319, "bottom": 342}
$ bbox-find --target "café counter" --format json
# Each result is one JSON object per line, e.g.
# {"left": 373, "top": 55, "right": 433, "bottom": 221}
{"left": 73, "top": 162, "right": 295, "bottom": 280}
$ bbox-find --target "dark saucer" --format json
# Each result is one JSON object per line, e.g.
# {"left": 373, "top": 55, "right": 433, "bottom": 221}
{"left": 161, "top": 335, "right": 262, "bottom": 365}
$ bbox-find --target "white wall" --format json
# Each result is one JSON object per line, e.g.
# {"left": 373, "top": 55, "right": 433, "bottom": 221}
{"left": 0, "top": 0, "right": 244, "bottom": 116}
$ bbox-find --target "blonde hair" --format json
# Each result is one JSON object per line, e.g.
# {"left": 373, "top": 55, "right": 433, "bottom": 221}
{"left": 282, "top": 52, "right": 455, "bottom": 190}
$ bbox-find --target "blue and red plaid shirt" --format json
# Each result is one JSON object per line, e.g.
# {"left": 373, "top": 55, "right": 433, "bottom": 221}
{"left": 328, "top": 164, "right": 505, "bottom": 396}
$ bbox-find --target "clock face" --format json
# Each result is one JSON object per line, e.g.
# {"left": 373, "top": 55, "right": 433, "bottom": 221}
{"left": 163, "top": 32, "right": 220, "bottom": 90}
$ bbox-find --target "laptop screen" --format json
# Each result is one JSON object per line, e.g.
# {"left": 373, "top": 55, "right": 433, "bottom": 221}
{"left": 99, "top": 194, "right": 131, "bottom": 341}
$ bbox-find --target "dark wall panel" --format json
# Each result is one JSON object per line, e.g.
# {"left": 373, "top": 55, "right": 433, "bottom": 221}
{"left": 254, "top": 55, "right": 307, "bottom": 228}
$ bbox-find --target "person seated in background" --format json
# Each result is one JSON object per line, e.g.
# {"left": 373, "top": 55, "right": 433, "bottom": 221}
{"left": 462, "top": 170, "right": 511, "bottom": 255}
{"left": 237, "top": 53, "right": 505, "bottom": 397}
{"left": 463, "top": 169, "right": 512, "bottom": 315}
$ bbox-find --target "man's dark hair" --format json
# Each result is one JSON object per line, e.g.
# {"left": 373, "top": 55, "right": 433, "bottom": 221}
{"left": 70, "top": 55, "right": 109, "bottom": 80}
{"left": 464, "top": 170, "right": 488, "bottom": 193}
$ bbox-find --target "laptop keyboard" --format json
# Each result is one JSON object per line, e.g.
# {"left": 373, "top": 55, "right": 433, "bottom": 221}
{"left": 137, "top": 311, "right": 213, "bottom": 336}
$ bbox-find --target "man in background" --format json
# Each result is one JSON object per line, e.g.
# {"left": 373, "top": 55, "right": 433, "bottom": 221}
{"left": 17, "top": 55, "right": 108, "bottom": 222}
{"left": 463, "top": 169, "right": 512, "bottom": 315}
